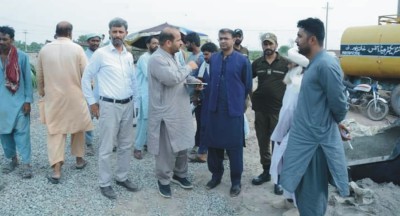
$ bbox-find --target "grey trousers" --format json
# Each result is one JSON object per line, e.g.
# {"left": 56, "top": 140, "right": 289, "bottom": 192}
{"left": 295, "top": 146, "right": 329, "bottom": 216}
{"left": 98, "top": 100, "right": 134, "bottom": 187}
{"left": 155, "top": 121, "right": 188, "bottom": 185}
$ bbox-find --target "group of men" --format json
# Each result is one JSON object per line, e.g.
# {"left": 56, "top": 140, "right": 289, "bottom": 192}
{"left": 0, "top": 17, "right": 350, "bottom": 215}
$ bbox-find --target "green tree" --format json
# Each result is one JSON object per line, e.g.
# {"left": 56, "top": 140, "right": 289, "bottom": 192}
{"left": 13, "top": 40, "right": 44, "bottom": 52}
{"left": 77, "top": 35, "right": 88, "bottom": 44}
{"left": 249, "top": 50, "right": 262, "bottom": 62}
{"left": 29, "top": 42, "right": 43, "bottom": 52}
{"left": 14, "top": 40, "right": 26, "bottom": 51}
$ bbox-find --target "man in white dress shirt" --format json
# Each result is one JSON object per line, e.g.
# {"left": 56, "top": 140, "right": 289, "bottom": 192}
{"left": 82, "top": 17, "right": 138, "bottom": 199}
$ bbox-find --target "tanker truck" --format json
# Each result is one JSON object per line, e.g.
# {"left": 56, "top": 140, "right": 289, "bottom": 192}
{"left": 340, "top": 14, "right": 400, "bottom": 186}
{"left": 340, "top": 15, "right": 400, "bottom": 116}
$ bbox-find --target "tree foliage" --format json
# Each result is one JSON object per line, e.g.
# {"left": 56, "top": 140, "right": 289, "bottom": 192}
{"left": 77, "top": 35, "right": 88, "bottom": 44}
{"left": 14, "top": 40, "right": 44, "bottom": 52}
{"left": 249, "top": 50, "right": 263, "bottom": 62}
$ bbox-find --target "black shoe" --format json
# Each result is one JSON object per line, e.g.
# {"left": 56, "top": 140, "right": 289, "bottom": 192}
{"left": 274, "top": 184, "right": 283, "bottom": 195}
{"left": 171, "top": 175, "right": 193, "bottom": 189}
{"left": 206, "top": 179, "right": 221, "bottom": 190}
{"left": 100, "top": 186, "right": 117, "bottom": 199}
{"left": 116, "top": 179, "right": 139, "bottom": 192}
{"left": 252, "top": 172, "right": 271, "bottom": 185}
{"left": 112, "top": 147, "right": 117, "bottom": 152}
{"left": 230, "top": 184, "right": 241, "bottom": 197}
{"left": 158, "top": 181, "right": 171, "bottom": 198}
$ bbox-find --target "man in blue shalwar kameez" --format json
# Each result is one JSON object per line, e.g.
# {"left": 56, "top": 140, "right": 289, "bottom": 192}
{"left": 204, "top": 28, "right": 252, "bottom": 197}
{"left": 133, "top": 36, "right": 159, "bottom": 160}
{"left": 280, "top": 18, "right": 350, "bottom": 216}
{"left": 0, "top": 26, "right": 33, "bottom": 179}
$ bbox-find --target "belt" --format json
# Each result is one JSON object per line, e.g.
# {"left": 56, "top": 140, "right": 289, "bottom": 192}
{"left": 100, "top": 96, "right": 132, "bottom": 104}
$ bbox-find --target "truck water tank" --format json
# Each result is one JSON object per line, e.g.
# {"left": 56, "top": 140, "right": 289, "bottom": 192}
{"left": 340, "top": 25, "right": 400, "bottom": 78}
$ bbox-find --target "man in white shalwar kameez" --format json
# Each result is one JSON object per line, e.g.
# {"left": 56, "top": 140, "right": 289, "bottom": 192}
{"left": 269, "top": 48, "right": 308, "bottom": 215}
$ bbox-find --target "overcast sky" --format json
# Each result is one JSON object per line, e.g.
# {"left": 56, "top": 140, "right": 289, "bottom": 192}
{"left": 1, "top": 0, "right": 398, "bottom": 50}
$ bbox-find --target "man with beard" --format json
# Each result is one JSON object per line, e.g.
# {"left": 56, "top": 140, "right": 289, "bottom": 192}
{"left": 204, "top": 29, "right": 252, "bottom": 197}
{"left": 147, "top": 27, "right": 200, "bottom": 198}
{"left": 185, "top": 32, "right": 204, "bottom": 67}
{"left": 251, "top": 33, "right": 289, "bottom": 195}
{"left": 280, "top": 18, "right": 350, "bottom": 216}
{"left": 189, "top": 42, "right": 218, "bottom": 163}
{"left": 184, "top": 32, "right": 204, "bottom": 155}
{"left": 37, "top": 21, "right": 92, "bottom": 184}
{"left": 85, "top": 33, "right": 102, "bottom": 59}
{"left": 84, "top": 33, "right": 102, "bottom": 156}
{"left": 0, "top": 26, "right": 33, "bottom": 178}
{"left": 133, "top": 36, "right": 159, "bottom": 160}
{"left": 233, "top": 29, "right": 249, "bottom": 57}
{"left": 82, "top": 17, "right": 139, "bottom": 199}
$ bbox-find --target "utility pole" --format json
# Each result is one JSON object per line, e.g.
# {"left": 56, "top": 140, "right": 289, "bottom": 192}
{"left": 398, "top": 0, "right": 400, "bottom": 18}
{"left": 323, "top": 2, "right": 332, "bottom": 49}
{"left": 23, "top": 30, "right": 28, "bottom": 52}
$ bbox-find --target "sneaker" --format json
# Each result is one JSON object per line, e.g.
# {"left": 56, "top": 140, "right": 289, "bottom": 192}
{"left": 86, "top": 145, "right": 95, "bottom": 156}
{"left": 21, "top": 164, "right": 33, "bottom": 179}
{"left": 158, "top": 181, "right": 171, "bottom": 198}
{"left": 171, "top": 175, "right": 193, "bottom": 189}
{"left": 2, "top": 158, "right": 18, "bottom": 174}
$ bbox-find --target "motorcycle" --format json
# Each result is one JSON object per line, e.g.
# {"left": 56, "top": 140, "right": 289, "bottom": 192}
{"left": 344, "top": 77, "right": 389, "bottom": 121}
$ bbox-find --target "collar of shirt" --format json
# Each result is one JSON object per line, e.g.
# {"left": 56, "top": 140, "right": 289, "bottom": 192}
{"left": 158, "top": 47, "right": 175, "bottom": 59}
{"left": 85, "top": 49, "right": 94, "bottom": 59}
{"left": 107, "top": 43, "right": 128, "bottom": 54}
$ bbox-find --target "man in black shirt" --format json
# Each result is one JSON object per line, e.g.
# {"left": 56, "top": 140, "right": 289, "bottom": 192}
{"left": 251, "top": 33, "right": 289, "bottom": 195}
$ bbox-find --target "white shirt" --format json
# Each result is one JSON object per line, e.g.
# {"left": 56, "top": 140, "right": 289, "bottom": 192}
{"left": 82, "top": 44, "right": 137, "bottom": 105}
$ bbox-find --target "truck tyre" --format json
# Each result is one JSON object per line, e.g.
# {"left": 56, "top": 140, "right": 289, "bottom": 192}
{"left": 390, "top": 84, "right": 400, "bottom": 116}
{"left": 366, "top": 100, "right": 389, "bottom": 121}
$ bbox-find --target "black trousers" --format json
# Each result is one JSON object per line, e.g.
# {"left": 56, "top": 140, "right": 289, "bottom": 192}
{"left": 207, "top": 147, "right": 243, "bottom": 186}
{"left": 254, "top": 111, "right": 279, "bottom": 170}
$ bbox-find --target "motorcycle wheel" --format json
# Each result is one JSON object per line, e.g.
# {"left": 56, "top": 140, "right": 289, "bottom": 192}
{"left": 366, "top": 100, "right": 389, "bottom": 121}
{"left": 390, "top": 84, "right": 400, "bottom": 116}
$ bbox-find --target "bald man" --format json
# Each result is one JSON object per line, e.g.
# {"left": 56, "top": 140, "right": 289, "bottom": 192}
{"left": 37, "top": 21, "right": 92, "bottom": 184}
